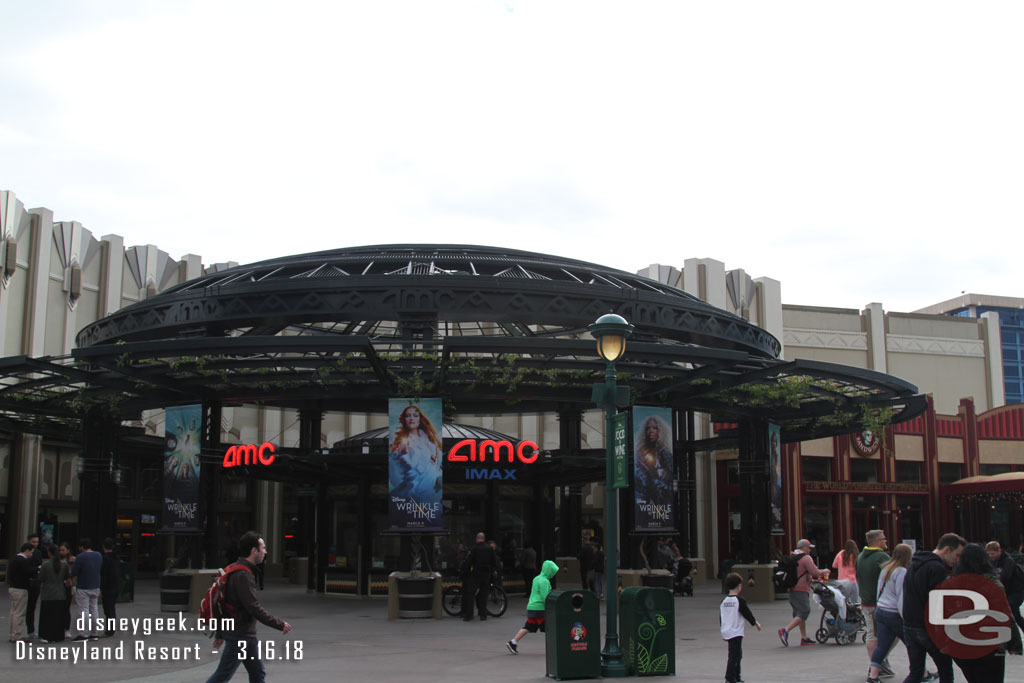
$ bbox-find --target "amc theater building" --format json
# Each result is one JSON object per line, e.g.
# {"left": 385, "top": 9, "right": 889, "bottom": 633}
{"left": 1, "top": 189, "right": 1021, "bottom": 591}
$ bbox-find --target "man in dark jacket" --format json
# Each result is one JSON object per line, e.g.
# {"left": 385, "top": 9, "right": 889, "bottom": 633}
{"left": 987, "top": 540, "right": 1024, "bottom": 634}
{"left": 100, "top": 538, "right": 121, "bottom": 637}
{"left": 902, "top": 533, "right": 966, "bottom": 683}
{"left": 25, "top": 533, "right": 42, "bottom": 638}
{"left": 461, "top": 532, "right": 498, "bottom": 621}
{"left": 206, "top": 531, "right": 291, "bottom": 683}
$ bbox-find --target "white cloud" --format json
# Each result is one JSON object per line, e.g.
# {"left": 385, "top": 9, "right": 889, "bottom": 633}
{"left": 1, "top": 1, "right": 1022, "bottom": 313}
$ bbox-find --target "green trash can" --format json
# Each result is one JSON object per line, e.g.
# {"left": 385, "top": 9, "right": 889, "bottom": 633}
{"left": 544, "top": 589, "right": 601, "bottom": 680}
{"left": 620, "top": 586, "right": 675, "bottom": 676}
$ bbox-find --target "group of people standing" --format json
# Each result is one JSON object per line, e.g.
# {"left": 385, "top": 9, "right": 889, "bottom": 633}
{"left": 858, "top": 532, "right": 1022, "bottom": 683}
{"left": 772, "top": 530, "right": 1023, "bottom": 683}
{"left": 7, "top": 534, "right": 120, "bottom": 643}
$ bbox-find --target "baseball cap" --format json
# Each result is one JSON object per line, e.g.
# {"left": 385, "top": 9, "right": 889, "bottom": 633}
{"left": 796, "top": 539, "right": 814, "bottom": 549}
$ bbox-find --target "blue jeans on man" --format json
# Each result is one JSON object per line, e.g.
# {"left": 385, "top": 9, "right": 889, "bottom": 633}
{"left": 902, "top": 625, "right": 953, "bottom": 683}
{"left": 205, "top": 636, "right": 266, "bottom": 683}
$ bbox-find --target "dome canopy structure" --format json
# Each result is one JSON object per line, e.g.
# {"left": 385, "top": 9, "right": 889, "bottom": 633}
{"left": 0, "top": 244, "right": 925, "bottom": 442}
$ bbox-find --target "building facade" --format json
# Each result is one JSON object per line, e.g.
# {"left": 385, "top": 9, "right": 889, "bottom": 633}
{"left": 1, "top": 189, "right": 1020, "bottom": 586}
{"left": 640, "top": 259, "right": 1019, "bottom": 568}
{"left": 916, "top": 294, "right": 1024, "bottom": 405}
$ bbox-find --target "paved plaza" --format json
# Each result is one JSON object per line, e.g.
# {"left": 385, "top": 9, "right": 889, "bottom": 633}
{"left": 3, "top": 578, "right": 1023, "bottom": 682}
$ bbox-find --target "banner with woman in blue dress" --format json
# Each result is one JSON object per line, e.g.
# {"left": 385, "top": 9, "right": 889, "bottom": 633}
{"left": 388, "top": 398, "right": 444, "bottom": 531}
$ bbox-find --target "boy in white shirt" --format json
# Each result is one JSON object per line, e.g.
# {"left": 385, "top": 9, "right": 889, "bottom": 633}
{"left": 720, "top": 572, "right": 761, "bottom": 683}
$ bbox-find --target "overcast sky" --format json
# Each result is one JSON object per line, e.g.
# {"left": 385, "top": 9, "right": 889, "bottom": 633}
{"left": 1, "top": 1, "right": 1021, "bottom": 313}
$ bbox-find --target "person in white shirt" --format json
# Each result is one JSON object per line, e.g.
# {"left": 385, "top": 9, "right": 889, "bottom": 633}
{"left": 721, "top": 572, "right": 761, "bottom": 683}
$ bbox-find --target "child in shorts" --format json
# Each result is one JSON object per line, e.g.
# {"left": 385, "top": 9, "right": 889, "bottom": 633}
{"left": 720, "top": 572, "right": 761, "bottom": 683}
{"left": 506, "top": 560, "right": 559, "bottom": 654}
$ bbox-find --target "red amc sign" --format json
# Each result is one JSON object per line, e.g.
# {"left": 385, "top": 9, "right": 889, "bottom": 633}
{"left": 223, "top": 442, "right": 277, "bottom": 468}
{"left": 447, "top": 439, "right": 539, "bottom": 464}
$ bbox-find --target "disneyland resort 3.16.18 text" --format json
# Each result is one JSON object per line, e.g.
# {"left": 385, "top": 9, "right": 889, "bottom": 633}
{"left": 13, "top": 613, "right": 234, "bottom": 662}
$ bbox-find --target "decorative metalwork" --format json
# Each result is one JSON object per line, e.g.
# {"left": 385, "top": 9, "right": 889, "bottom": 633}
{"left": 0, "top": 244, "right": 926, "bottom": 443}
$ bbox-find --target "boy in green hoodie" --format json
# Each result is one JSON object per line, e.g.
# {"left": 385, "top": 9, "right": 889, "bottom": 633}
{"left": 506, "top": 559, "right": 559, "bottom": 654}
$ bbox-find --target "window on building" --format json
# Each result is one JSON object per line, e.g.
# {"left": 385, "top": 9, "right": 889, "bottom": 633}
{"left": 803, "top": 495, "right": 834, "bottom": 561}
{"left": 897, "top": 496, "right": 924, "bottom": 548}
{"left": 222, "top": 478, "right": 248, "bottom": 503}
{"left": 850, "top": 459, "right": 879, "bottom": 482}
{"left": 726, "top": 460, "right": 739, "bottom": 485}
{"left": 801, "top": 457, "right": 831, "bottom": 481}
{"left": 939, "top": 463, "right": 964, "bottom": 484}
{"left": 895, "top": 461, "right": 922, "bottom": 484}
{"left": 980, "top": 464, "right": 1012, "bottom": 476}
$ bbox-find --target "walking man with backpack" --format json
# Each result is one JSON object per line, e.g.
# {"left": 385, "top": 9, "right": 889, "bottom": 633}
{"left": 206, "top": 531, "right": 291, "bottom": 683}
{"left": 778, "top": 539, "right": 828, "bottom": 646}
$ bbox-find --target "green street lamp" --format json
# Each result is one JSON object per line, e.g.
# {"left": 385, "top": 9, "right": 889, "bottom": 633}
{"left": 588, "top": 312, "right": 633, "bottom": 678}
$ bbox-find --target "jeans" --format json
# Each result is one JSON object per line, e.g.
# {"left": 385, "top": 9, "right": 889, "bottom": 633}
{"left": 1007, "top": 591, "right": 1024, "bottom": 634}
{"left": 725, "top": 636, "right": 743, "bottom": 683}
{"left": 102, "top": 591, "right": 117, "bottom": 636}
{"left": 872, "top": 607, "right": 903, "bottom": 668}
{"left": 902, "top": 624, "right": 954, "bottom": 683}
{"left": 953, "top": 652, "right": 1005, "bottom": 683}
{"left": 205, "top": 636, "right": 266, "bottom": 683}
{"left": 73, "top": 588, "right": 100, "bottom": 638}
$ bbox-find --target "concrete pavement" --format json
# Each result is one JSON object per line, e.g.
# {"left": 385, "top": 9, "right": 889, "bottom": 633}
{"left": 3, "top": 578, "right": 1022, "bottom": 682}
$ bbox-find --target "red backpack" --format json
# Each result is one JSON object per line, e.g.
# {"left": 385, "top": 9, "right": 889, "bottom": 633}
{"left": 199, "top": 563, "right": 252, "bottom": 634}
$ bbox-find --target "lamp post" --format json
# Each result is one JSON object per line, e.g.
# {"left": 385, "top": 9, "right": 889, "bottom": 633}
{"left": 588, "top": 312, "right": 633, "bottom": 678}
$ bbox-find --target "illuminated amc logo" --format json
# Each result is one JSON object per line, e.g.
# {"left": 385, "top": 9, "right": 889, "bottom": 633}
{"left": 446, "top": 439, "right": 540, "bottom": 464}
{"left": 222, "top": 442, "right": 277, "bottom": 468}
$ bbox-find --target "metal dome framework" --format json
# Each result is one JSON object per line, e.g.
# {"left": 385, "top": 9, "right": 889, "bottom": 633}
{"left": 0, "top": 244, "right": 925, "bottom": 442}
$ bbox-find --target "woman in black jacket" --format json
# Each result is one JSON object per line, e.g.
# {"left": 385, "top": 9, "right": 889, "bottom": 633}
{"left": 38, "top": 544, "right": 70, "bottom": 642}
{"left": 950, "top": 543, "right": 1022, "bottom": 683}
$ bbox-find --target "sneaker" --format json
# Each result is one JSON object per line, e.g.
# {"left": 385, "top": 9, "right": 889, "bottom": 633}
{"left": 800, "top": 638, "right": 815, "bottom": 646}
{"left": 879, "top": 660, "right": 895, "bottom": 677}
{"left": 778, "top": 628, "right": 789, "bottom": 647}
{"left": 866, "top": 677, "right": 880, "bottom": 683}
{"left": 920, "top": 673, "right": 938, "bottom": 683}
{"left": 506, "top": 640, "right": 518, "bottom": 654}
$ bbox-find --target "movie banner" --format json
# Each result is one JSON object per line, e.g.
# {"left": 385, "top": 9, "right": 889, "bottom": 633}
{"left": 388, "top": 397, "right": 444, "bottom": 531}
{"left": 162, "top": 404, "right": 202, "bottom": 532}
{"left": 633, "top": 406, "right": 674, "bottom": 531}
{"left": 769, "top": 422, "right": 784, "bottom": 535}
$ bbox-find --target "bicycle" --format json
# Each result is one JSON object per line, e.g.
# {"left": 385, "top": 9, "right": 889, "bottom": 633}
{"left": 442, "top": 582, "right": 508, "bottom": 617}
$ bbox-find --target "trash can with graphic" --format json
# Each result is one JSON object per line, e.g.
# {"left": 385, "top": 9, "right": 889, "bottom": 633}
{"left": 545, "top": 589, "right": 601, "bottom": 680}
{"left": 620, "top": 586, "right": 675, "bottom": 676}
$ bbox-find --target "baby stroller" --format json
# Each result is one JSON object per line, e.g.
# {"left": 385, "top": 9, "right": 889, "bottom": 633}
{"left": 811, "top": 580, "right": 865, "bottom": 645}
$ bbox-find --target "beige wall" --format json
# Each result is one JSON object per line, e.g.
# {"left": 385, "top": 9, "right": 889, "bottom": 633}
{"left": 800, "top": 438, "right": 833, "bottom": 457}
{"left": 889, "top": 355, "right": 990, "bottom": 414}
{"left": 979, "top": 440, "right": 1024, "bottom": 464}
{"left": 894, "top": 434, "right": 924, "bottom": 461}
{"left": 938, "top": 437, "right": 964, "bottom": 463}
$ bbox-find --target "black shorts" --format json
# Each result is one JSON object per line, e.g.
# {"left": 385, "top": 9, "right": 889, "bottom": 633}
{"left": 523, "top": 610, "right": 546, "bottom": 633}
